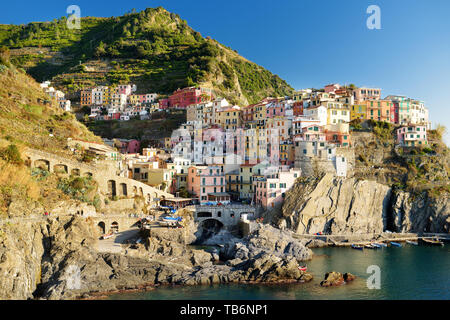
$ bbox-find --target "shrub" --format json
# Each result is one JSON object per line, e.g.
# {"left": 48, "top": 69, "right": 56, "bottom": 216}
{"left": 0, "top": 144, "right": 23, "bottom": 165}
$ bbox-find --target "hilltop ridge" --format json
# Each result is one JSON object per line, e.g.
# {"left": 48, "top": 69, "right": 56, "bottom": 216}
{"left": 0, "top": 7, "right": 293, "bottom": 105}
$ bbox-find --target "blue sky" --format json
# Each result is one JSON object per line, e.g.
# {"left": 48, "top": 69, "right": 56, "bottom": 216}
{"left": 2, "top": 0, "right": 449, "bottom": 144}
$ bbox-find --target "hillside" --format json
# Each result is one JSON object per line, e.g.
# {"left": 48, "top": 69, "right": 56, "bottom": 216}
{"left": 0, "top": 51, "right": 102, "bottom": 216}
{"left": 0, "top": 7, "right": 294, "bottom": 105}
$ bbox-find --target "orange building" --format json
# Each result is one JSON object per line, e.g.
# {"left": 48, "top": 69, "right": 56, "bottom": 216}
{"left": 80, "top": 89, "right": 93, "bottom": 106}
{"left": 324, "top": 130, "right": 351, "bottom": 147}
{"left": 365, "top": 99, "right": 393, "bottom": 123}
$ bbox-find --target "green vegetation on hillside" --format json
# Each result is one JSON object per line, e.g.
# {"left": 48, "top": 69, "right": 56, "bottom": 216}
{"left": 352, "top": 120, "right": 449, "bottom": 196}
{"left": 0, "top": 52, "right": 105, "bottom": 216}
{"left": 0, "top": 7, "right": 293, "bottom": 105}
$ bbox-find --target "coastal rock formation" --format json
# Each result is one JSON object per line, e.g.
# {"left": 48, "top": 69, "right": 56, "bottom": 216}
{"left": 279, "top": 173, "right": 392, "bottom": 235}
{"left": 0, "top": 221, "right": 46, "bottom": 299}
{"left": 391, "top": 190, "right": 449, "bottom": 233}
{"left": 278, "top": 173, "right": 450, "bottom": 235}
{"left": 320, "top": 272, "right": 355, "bottom": 287}
{"left": 222, "top": 223, "right": 313, "bottom": 262}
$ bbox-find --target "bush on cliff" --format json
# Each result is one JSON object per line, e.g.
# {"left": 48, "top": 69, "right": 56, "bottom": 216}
{"left": 57, "top": 175, "right": 98, "bottom": 203}
{"left": 0, "top": 144, "right": 22, "bottom": 165}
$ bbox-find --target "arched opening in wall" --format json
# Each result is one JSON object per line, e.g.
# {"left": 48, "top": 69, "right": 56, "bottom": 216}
{"left": 71, "top": 168, "right": 80, "bottom": 176}
{"left": 84, "top": 172, "right": 93, "bottom": 177}
{"left": 25, "top": 157, "right": 31, "bottom": 167}
{"left": 217, "top": 211, "right": 222, "bottom": 218}
{"left": 111, "top": 221, "right": 119, "bottom": 233}
{"left": 132, "top": 186, "right": 137, "bottom": 197}
{"left": 120, "top": 183, "right": 127, "bottom": 196}
{"left": 229, "top": 211, "right": 235, "bottom": 218}
{"left": 196, "top": 218, "right": 224, "bottom": 243}
{"left": 35, "top": 159, "right": 50, "bottom": 171}
{"left": 54, "top": 164, "right": 68, "bottom": 174}
{"left": 139, "top": 187, "right": 144, "bottom": 196}
{"left": 108, "top": 180, "right": 117, "bottom": 197}
{"left": 98, "top": 221, "right": 106, "bottom": 235}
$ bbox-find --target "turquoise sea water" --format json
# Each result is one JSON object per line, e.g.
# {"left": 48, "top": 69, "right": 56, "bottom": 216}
{"left": 108, "top": 244, "right": 450, "bottom": 300}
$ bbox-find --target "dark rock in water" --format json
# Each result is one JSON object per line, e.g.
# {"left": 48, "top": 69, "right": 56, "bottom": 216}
{"left": 320, "top": 271, "right": 345, "bottom": 287}
{"left": 343, "top": 272, "right": 356, "bottom": 282}
{"left": 320, "top": 271, "right": 356, "bottom": 287}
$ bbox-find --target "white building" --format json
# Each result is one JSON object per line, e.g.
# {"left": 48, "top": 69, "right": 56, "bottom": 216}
{"left": 303, "top": 105, "right": 328, "bottom": 126}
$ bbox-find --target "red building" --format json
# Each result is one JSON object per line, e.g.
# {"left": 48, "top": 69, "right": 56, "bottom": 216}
{"left": 324, "top": 130, "right": 351, "bottom": 147}
{"left": 166, "top": 87, "right": 213, "bottom": 109}
{"left": 292, "top": 101, "right": 304, "bottom": 116}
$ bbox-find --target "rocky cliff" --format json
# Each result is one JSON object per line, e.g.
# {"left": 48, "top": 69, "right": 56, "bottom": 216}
{"left": 276, "top": 173, "right": 449, "bottom": 235}
{"left": 0, "top": 206, "right": 313, "bottom": 299}
{"left": 391, "top": 190, "right": 449, "bottom": 233}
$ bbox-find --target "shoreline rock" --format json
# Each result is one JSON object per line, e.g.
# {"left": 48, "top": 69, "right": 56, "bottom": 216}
{"left": 320, "top": 271, "right": 356, "bottom": 287}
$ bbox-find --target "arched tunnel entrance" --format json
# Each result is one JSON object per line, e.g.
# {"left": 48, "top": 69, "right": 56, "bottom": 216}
{"left": 195, "top": 218, "right": 224, "bottom": 243}
{"left": 97, "top": 221, "right": 105, "bottom": 235}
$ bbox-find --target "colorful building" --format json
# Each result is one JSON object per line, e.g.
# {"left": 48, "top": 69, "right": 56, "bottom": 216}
{"left": 396, "top": 125, "right": 428, "bottom": 147}
{"left": 253, "top": 167, "right": 301, "bottom": 209}
{"left": 365, "top": 99, "right": 393, "bottom": 123}
{"left": 353, "top": 87, "right": 381, "bottom": 101}
{"left": 350, "top": 103, "right": 367, "bottom": 121}
{"left": 167, "top": 87, "right": 213, "bottom": 109}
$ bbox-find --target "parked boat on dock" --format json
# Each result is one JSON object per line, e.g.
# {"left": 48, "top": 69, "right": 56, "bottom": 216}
{"left": 390, "top": 242, "right": 402, "bottom": 247}
{"left": 373, "top": 242, "right": 387, "bottom": 247}
{"left": 406, "top": 240, "right": 418, "bottom": 246}
{"left": 351, "top": 244, "right": 364, "bottom": 250}
{"left": 364, "top": 244, "right": 378, "bottom": 249}
{"left": 298, "top": 266, "right": 307, "bottom": 272}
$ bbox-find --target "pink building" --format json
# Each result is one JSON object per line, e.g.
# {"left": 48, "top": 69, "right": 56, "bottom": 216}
{"left": 266, "top": 101, "right": 286, "bottom": 118}
{"left": 117, "top": 84, "right": 132, "bottom": 96}
{"left": 159, "top": 98, "right": 169, "bottom": 109}
{"left": 396, "top": 125, "right": 428, "bottom": 147}
{"left": 254, "top": 167, "right": 301, "bottom": 209}
{"left": 294, "top": 124, "right": 326, "bottom": 142}
{"left": 324, "top": 83, "right": 341, "bottom": 93}
{"left": 353, "top": 87, "right": 381, "bottom": 102}
{"left": 187, "top": 165, "right": 229, "bottom": 204}
{"left": 126, "top": 140, "right": 141, "bottom": 154}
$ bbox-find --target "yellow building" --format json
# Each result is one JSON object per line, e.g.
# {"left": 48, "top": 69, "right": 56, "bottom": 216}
{"left": 244, "top": 125, "right": 267, "bottom": 162}
{"left": 253, "top": 102, "right": 267, "bottom": 126}
{"left": 350, "top": 103, "right": 367, "bottom": 121}
{"left": 103, "top": 86, "right": 115, "bottom": 105}
{"left": 128, "top": 94, "right": 140, "bottom": 105}
{"left": 147, "top": 168, "right": 176, "bottom": 192}
{"left": 326, "top": 102, "right": 350, "bottom": 125}
{"left": 217, "top": 108, "right": 242, "bottom": 130}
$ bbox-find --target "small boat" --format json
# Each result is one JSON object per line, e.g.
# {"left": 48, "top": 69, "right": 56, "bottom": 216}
{"left": 419, "top": 238, "right": 444, "bottom": 246}
{"left": 390, "top": 242, "right": 402, "bottom": 247}
{"left": 364, "top": 244, "right": 376, "bottom": 249}
{"left": 371, "top": 243, "right": 382, "bottom": 248}
{"left": 373, "top": 242, "right": 387, "bottom": 247}
{"left": 351, "top": 244, "right": 364, "bottom": 250}
{"left": 101, "top": 232, "right": 114, "bottom": 240}
{"left": 298, "top": 266, "right": 307, "bottom": 272}
{"left": 406, "top": 240, "right": 418, "bottom": 246}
